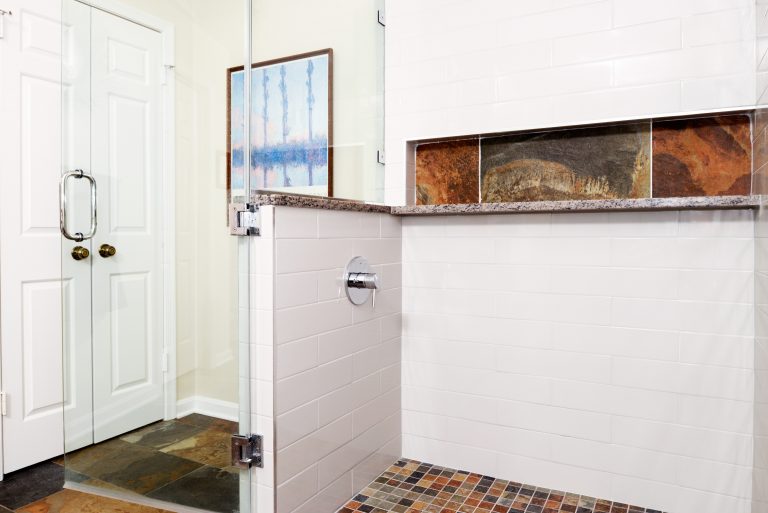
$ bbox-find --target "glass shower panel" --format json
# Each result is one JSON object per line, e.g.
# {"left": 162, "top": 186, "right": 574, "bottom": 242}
{"left": 242, "top": 0, "right": 386, "bottom": 203}
{"left": 61, "top": 0, "right": 252, "bottom": 511}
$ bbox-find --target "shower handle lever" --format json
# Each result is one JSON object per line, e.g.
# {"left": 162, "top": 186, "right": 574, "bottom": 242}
{"left": 343, "top": 257, "right": 379, "bottom": 308}
{"left": 346, "top": 271, "right": 380, "bottom": 308}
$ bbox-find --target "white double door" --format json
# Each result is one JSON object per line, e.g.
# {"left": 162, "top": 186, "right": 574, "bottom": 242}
{"left": 0, "top": 0, "right": 166, "bottom": 472}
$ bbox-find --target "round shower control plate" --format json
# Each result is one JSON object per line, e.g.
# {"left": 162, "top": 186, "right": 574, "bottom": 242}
{"left": 344, "top": 256, "right": 374, "bottom": 305}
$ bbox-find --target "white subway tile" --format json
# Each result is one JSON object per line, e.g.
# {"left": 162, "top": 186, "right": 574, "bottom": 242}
{"left": 549, "top": 82, "right": 683, "bottom": 125}
{"left": 613, "top": 0, "right": 683, "bottom": 27}
{"left": 550, "top": 324, "right": 679, "bottom": 361}
{"left": 680, "top": 268, "right": 753, "bottom": 303}
{"left": 614, "top": 42, "right": 753, "bottom": 87}
{"left": 319, "top": 374, "right": 381, "bottom": 427}
{"left": 497, "top": 399, "right": 611, "bottom": 442}
{"left": 683, "top": 8, "right": 754, "bottom": 47}
{"left": 497, "top": 62, "right": 613, "bottom": 101}
{"left": 353, "top": 389, "right": 401, "bottom": 437}
{"left": 497, "top": 1, "right": 612, "bottom": 46}
{"left": 276, "top": 336, "right": 318, "bottom": 380}
{"left": 492, "top": 41, "right": 552, "bottom": 76}
{"left": 612, "top": 357, "right": 679, "bottom": 393}
{"left": 677, "top": 363, "right": 754, "bottom": 401}
{"left": 275, "top": 207, "right": 318, "bottom": 239}
{"left": 677, "top": 395, "right": 753, "bottom": 433}
{"left": 277, "top": 415, "right": 354, "bottom": 485}
{"left": 497, "top": 346, "right": 611, "bottom": 384}
{"left": 275, "top": 300, "right": 354, "bottom": 345}
{"left": 679, "top": 332, "right": 753, "bottom": 369}
{"left": 676, "top": 456, "right": 752, "bottom": 497}
{"left": 353, "top": 338, "right": 401, "bottom": 380}
{"left": 612, "top": 416, "right": 752, "bottom": 465}
{"left": 277, "top": 465, "right": 317, "bottom": 513}
{"left": 403, "top": 386, "right": 497, "bottom": 424}
{"left": 681, "top": 73, "right": 756, "bottom": 110}
{"left": 317, "top": 320, "right": 380, "bottom": 365}
{"left": 276, "top": 357, "right": 353, "bottom": 415}
{"left": 552, "top": 20, "right": 681, "bottom": 66}
{"left": 317, "top": 210, "right": 380, "bottom": 239}
{"left": 611, "top": 298, "right": 680, "bottom": 331}
{"left": 275, "top": 272, "right": 317, "bottom": 310}
{"left": 277, "top": 401, "right": 318, "bottom": 450}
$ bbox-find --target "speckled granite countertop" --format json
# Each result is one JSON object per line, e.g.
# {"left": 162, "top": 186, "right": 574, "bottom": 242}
{"left": 391, "top": 195, "right": 762, "bottom": 215}
{"left": 248, "top": 191, "right": 391, "bottom": 213}
{"left": 247, "top": 192, "right": 761, "bottom": 216}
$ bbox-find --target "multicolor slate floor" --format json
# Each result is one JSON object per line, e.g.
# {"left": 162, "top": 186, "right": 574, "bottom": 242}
{"left": 338, "top": 459, "right": 665, "bottom": 513}
{"left": 0, "top": 414, "right": 239, "bottom": 513}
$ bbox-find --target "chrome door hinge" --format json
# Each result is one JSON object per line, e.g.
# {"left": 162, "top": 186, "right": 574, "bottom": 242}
{"left": 377, "top": 9, "right": 385, "bottom": 27}
{"left": 0, "top": 392, "right": 7, "bottom": 416}
{"left": 231, "top": 433, "right": 263, "bottom": 469}
{"left": 229, "top": 203, "right": 261, "bottom": 236}
{"left": 377, "top": 150, "right": 385, "bottom": 165}
{"left": 161, "top": 352, "right": 168, "bottom": 373}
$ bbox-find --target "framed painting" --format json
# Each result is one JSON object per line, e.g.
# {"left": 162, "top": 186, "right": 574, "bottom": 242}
{"left": 227, "top": 48, "right": 333, "bottom": 201}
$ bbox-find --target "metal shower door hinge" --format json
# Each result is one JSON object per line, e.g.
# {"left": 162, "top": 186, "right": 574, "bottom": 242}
{"left": 231, "top": 433, "right": 263, "bottom": 469}
{"left": 377, "top": 9, "right": 385, "bottom": 26}
{"left": 0, "top": 392, "right": 7, "bottom": 416}
{"left": 229, "top": 203, "right": 260, "bottom": 236}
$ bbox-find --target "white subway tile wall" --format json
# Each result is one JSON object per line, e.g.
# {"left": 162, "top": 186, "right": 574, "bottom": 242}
{"left": 249, "top": 206, "right": 276, "bottom": 513}
{"left": 271, "top": 207, "right": 403, "bottom": 513}
{"left": 384, "top": 0, "right": 758, "bottom": 204}
{"left": 401, "top": 210, "right": 756, "bottom": 513}
{"left": 754, "top": 199, "right": 768, "bottom": 512}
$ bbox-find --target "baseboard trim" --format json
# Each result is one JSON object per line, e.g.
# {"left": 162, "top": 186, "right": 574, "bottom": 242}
{"left": 176, "top": 396, "right": 239, "bottom": 422}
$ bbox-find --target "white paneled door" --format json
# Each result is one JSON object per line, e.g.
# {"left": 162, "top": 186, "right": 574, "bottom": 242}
{"left": 88, "top": 5, "right": 164, "bottom": 444}
{"left": 0, "top": 0, "right": 77, "bottom": 474}
{"left": 0, "top": 0, "right": 166, "bottom": 472}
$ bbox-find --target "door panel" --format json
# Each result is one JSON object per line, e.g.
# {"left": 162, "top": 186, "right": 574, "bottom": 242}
{"left": 0, "top": 0, "right": 88, "bottom": 473}
{"left": 90, "top": 6, "right": 164, "bottom": 443}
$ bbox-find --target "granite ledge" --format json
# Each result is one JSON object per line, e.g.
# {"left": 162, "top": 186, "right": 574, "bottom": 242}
{"left": 391, "top": 196, "right": 761, "bottom": 216}
{"left": 244, "top": 192, "right": 761, "bottom": 216}
{"left": 248, "top": 191, "right": 391, "bottom": 213}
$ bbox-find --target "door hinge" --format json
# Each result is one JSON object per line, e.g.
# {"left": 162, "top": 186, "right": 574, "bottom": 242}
{"left": 0, "top": 392, "right": 7, "bottom": 416}
{"left": 377, "top": 150, "right": 385, "bottom": 165}
{"left": 377, "top": 9, "right": 385, "bottom": 27}
{"left": 231, "top": 433, "right": 263, "bottom": 469}
{"left": 0, "top": 9, "right": 11, "bottom": 40}
{"left": 229, "top": 203, "right": 261, "bottom": 236}
{"left": 161, "top": 64, "right": 175, "bottom": 85}
{"left": 161, "top": 352, "right": 168, "bottom": 373}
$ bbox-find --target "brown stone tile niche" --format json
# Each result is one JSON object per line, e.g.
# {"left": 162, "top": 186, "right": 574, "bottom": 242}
{"left": 411, "top": 112, "right": 754, "bottom": 206}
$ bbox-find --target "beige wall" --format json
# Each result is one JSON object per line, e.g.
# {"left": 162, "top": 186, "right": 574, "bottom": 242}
{"left": 123, "top": 0, "right": 244, "bottom": 407}
{"left": 117, "top": 0, "right": 387, "bottom": 412}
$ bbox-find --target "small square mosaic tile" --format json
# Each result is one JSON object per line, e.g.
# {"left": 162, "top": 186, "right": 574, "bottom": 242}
{"left": 337, "top": 459, "right": 666, "bottom": 513}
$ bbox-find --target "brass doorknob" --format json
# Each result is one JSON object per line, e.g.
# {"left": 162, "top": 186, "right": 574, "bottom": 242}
{"left": 71, "top": 246, "right": 90, "bottom": 261}
{"left": 99, "top": 244, "right": 117, "bottom": 258}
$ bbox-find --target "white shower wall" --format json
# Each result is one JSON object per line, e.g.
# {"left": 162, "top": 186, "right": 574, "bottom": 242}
{"left": 401, "top": 210, "right": 756, "bottom": 513}
{"left": 249, "top": 205, "right": 403, "bottom": 513}
{"left": 384, "top": 0, "right": 758, "bottom": 204}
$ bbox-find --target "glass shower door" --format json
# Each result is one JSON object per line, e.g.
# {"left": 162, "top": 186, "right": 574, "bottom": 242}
{"left": 60, "top": 0, "right": 252, "bottom": 511}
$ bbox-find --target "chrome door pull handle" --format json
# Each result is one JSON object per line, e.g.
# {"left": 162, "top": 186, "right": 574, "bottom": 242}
{"left": 60, "top": 169, "right": 97, "bottom": 242}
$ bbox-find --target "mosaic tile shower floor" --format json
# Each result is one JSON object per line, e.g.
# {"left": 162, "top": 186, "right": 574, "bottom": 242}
{"left": 338, "top": 459, "right": 665, "bottom": 513}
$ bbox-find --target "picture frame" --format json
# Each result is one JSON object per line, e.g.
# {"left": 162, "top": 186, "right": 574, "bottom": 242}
{"left": 227, "top": 48, "right": 333, "bottom": 202}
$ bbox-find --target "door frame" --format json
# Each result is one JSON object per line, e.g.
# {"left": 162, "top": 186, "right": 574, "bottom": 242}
{"left": 74, "top": 0, "right": 178, "bottom": 421}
